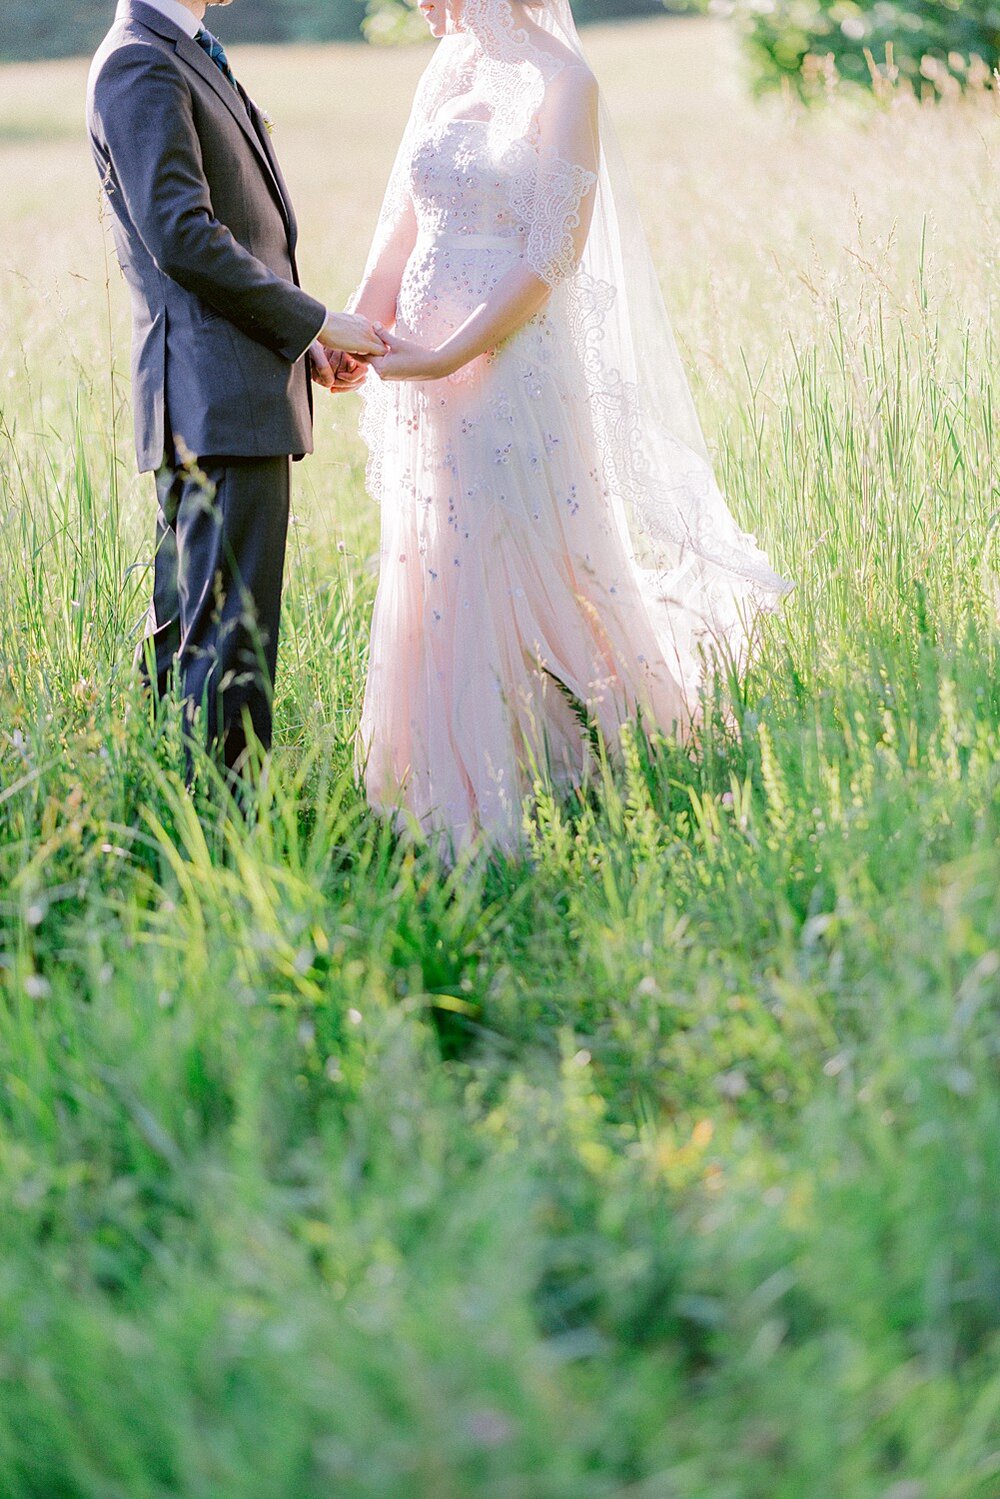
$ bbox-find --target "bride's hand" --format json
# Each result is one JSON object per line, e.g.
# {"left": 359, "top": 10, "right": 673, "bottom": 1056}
{"left": 369, "top": 329, "right": 452, "bottom": 382}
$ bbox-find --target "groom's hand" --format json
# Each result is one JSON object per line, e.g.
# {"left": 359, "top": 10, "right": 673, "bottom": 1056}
{"left": 309, "top": 341, "right": 339, "bottom": 390}
{"left": 317, "top": 311, "right": 388, "bottom": 358}
{"left": 369, "top": 329, "right": 449, "bottom": 383}
{"left": 331, "top": 352, "right": 368, "bottom": 391}
{"left": 309, "top": 342, "right": 369, "bottom": 394}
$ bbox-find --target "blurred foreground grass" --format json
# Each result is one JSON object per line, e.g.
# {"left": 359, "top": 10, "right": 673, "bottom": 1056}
{"left": 1, "top": 18, "right": 999, "bottom": 1498}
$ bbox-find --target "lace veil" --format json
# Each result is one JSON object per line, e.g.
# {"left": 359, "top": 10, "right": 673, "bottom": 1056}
{"left": 358, "top": 0, "right": 793, "bottom": 650}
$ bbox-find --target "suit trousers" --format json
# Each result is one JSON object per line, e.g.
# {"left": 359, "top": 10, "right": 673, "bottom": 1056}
{"left": 137, "top": 453, "right": 291, "bottom": 775}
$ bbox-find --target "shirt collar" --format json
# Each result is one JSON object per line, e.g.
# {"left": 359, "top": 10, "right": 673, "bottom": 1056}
{"left": 118, "top": 0, "right": 203, "bottom": 41}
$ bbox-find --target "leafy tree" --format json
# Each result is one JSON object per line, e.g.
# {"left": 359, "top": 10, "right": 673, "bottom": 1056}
{"left": 365, "top": 0, "right": 678, "bottom": 45}
{"left": 722, "top": 0, "right": 1000, "bottom": 97}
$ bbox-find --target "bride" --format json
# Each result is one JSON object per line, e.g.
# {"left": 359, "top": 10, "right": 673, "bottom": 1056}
{"left": 346, "top": 0, "right": 792, "bottom": 854}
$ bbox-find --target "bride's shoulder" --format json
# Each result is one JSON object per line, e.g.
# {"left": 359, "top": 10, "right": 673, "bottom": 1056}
{"left": 541, "top": 57, "right": 599, "bottom": 118}
{"left": 526, "top": 21, "right": 596, "bottom": 81}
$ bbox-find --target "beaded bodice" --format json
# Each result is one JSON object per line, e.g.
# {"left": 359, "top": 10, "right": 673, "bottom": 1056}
{"left": 397, "top": 118, "right": 530, "bottom": 344}
{"left": 409, "top": 117, "right": 529, "bottom": 244}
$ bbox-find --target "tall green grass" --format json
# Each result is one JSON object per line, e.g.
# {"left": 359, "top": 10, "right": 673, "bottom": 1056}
{"left": 1, "top": 20, "right": 999, "bottom": 1497}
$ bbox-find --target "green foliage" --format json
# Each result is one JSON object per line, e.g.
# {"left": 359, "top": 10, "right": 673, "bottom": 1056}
{"left": 363, "top": 0, "right": 671, "bottom": 47}
{"left": 364, "top": 0, "right": 670, "bottom": 46}
{"left": 729, "top": 0, "right": 1000, "bottom": 98}
{"left": 3, "top": 298, "right": 1000, "bottom": 1483}
{"left": 4, "top": 220, "right": 1000, "bottom": 1499}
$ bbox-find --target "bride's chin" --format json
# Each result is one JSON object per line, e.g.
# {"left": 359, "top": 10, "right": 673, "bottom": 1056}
{"left": 416, "top": 4, "right": 444, "bottom": 37}
{"left": 419, "top": 0, "right": 456, "bottom": 35}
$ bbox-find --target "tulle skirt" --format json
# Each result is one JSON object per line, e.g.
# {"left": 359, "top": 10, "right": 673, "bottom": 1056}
{"left": 356, "top": 297, "right": 768, "bottom": 856}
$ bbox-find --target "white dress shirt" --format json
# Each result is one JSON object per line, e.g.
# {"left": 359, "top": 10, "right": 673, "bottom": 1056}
{"left": 123, "top": 0, "right": 201, "bottom": 40}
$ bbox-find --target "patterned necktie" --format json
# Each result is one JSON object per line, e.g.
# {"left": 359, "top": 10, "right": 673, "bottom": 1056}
{"left": 194, "top": 28, "right": 238, "bottom": 91}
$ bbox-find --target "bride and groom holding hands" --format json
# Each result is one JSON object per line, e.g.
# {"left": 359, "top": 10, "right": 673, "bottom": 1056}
{"left": 87, "top": 0, "right": 791, "bottom": 856}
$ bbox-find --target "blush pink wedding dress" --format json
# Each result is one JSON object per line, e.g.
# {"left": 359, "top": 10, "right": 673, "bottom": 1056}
{"left": 354, "top": 3, "right": 791, "bottom": 857}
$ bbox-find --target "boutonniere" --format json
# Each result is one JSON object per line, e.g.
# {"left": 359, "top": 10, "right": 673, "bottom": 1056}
{"left": 260, "top": 108, "right": 276, "bottom": 137}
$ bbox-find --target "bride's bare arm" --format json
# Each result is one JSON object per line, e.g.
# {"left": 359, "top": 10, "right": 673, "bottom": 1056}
{"left": 348, "top": 197, "right": 419, "bottom": 329}
{"left": 374, "top": 67, "right": 600, "bottom": 383}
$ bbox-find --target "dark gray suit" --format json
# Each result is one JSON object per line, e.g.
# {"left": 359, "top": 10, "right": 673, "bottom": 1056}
{"left": 87, "top": 0, "right": 328, "bottom": 772}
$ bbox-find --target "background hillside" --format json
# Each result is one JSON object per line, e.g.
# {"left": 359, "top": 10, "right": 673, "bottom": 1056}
{"left": 0, "top": 0, "right": 669, "bottom": 61}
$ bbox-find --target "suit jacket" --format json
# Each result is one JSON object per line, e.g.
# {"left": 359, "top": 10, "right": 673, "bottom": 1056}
{"left": 87, "top": 0, "right": 327, "bottom": 471}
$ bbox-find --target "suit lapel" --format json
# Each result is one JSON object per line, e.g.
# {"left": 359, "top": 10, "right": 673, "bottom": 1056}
{"left": 119, "top": 3, "right": 292, "bottom": 232}
{"left": 173, "top": 33, "right": 291, "bottom": 228}
{"left": 237, "top": 85, "right": 299, "bottom": 247}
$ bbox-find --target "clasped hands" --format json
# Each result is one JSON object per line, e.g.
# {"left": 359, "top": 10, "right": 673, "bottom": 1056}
{"left": 309, "top": 310, "right": 454, "bottom": 394}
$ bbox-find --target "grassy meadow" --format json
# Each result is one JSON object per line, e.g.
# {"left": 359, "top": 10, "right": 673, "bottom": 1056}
{"left": 2, "top": 15, "right": 1000, "bottom": 1496}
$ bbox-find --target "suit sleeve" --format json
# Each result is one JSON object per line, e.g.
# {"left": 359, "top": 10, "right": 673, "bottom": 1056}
{"left": 92, "top": 42, "right": 326, "bottom": 362}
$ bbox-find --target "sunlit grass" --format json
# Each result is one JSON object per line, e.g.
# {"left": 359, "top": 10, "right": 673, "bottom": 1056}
{"left": 1, "top": 18, "right": 999, "bottom": 1497}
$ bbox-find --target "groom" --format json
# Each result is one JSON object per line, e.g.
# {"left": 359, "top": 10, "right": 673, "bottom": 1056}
{"left": 87, "top": 0, "right": 384, "bottom": 779}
